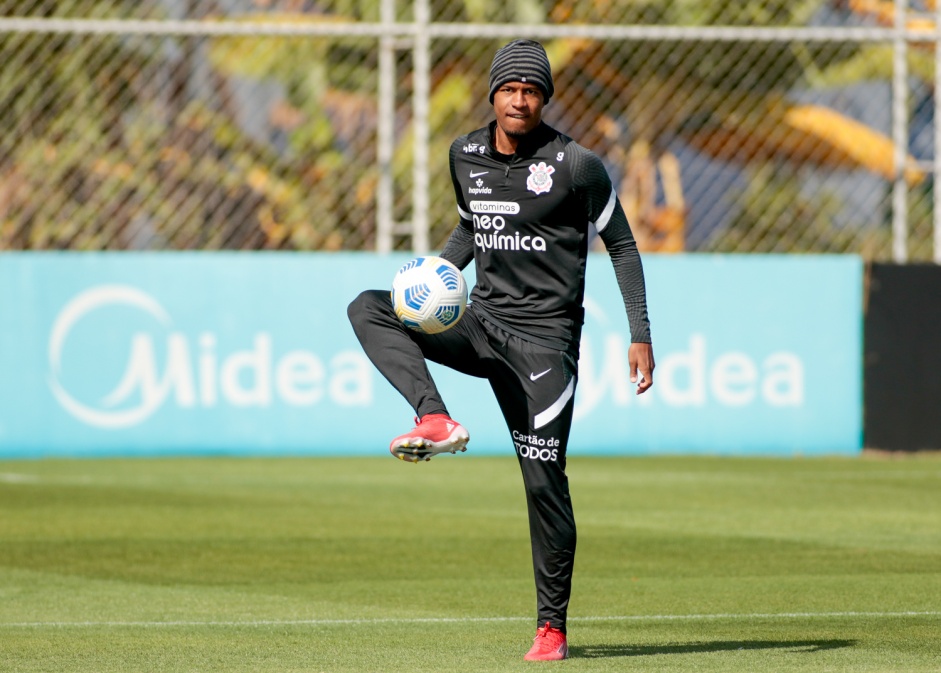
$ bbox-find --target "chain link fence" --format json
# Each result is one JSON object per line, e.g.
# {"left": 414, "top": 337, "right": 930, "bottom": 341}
{"left": 1, "top": 1, "right": 939, "bottom": 259}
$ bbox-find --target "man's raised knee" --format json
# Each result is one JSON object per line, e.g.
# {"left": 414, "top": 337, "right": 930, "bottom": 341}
{"left": 348, "top": 289, "right": 382, "bottom": 326}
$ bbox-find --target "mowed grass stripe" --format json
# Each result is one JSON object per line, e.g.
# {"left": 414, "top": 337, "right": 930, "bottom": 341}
{"left": 3, "top": 610, "right": 941, "bottom": 628}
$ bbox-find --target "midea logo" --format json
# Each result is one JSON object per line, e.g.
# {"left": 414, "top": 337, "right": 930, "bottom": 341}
{"left": 574, "top": 297, "right": 805, "bottom": 418}
{"left": 48, "top": 285, "right": 370, "bottom": 430}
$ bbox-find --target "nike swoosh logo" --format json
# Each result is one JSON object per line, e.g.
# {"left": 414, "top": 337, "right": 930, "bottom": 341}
{"left": 530, "top": 369, "right": 551, "bottom": 381}
{"left": 469, "top": 170, "right": 489, "bottom": 178}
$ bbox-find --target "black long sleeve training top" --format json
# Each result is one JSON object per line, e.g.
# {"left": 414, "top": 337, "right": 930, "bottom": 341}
{"left": 440, "top": 120, "right": 652, "bottom": 353}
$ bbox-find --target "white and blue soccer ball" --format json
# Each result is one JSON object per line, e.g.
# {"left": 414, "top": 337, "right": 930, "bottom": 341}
{"left": 391, "top": 256, "right": 468, "bottom": 334}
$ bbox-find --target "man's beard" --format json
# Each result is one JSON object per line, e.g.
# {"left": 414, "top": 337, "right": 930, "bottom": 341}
{"left": 502, "top": 124, "right": 534, "bottom": 138}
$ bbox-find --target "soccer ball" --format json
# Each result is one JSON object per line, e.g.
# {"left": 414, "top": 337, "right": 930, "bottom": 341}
{"left": 391, "top": 256, "right": 468, "bottom": 334}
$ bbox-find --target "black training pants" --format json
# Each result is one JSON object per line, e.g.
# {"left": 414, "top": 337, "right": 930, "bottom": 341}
{"left": 348, "top": 290, "right": 578, "bottom": 633}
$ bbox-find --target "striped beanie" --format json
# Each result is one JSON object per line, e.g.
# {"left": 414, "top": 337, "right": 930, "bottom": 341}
{"left": 488, "top": 39, "right": 554, "bottom": 104}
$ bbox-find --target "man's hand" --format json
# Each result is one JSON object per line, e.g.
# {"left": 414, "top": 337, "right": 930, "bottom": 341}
{"left": 629, "top": 342, "right": 655, "bottom": 395}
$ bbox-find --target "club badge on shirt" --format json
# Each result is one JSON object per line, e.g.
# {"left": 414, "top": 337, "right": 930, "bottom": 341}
{"left": 527, "top": 162, "right": 555, "bottom": 195}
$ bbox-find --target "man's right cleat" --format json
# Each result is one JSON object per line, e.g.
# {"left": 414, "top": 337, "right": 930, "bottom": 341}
{"left": 524, "top": 622, "right": 568, "bottom": 661}
{"left": 389, "top": 414, "right": 469, "bottom": 462}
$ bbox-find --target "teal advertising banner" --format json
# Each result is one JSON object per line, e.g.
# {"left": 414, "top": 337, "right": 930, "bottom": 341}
{"left": 0, "top": 253, "right": 862, "bottom": 457}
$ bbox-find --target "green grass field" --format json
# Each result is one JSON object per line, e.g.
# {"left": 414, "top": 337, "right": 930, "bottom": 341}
{"left": 0, "top": 454, "right": 939, "bottom": 672}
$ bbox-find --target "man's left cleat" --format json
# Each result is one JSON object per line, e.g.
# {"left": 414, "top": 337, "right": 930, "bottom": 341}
{"left": 524, "top": 622, "right": 568, "bottom": 661}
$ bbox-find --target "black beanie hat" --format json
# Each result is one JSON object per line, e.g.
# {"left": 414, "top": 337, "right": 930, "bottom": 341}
{"left": 488, "top": 39, "right": 554, "bottom": 104}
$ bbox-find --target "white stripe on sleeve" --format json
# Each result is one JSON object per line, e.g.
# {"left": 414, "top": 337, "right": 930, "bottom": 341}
{"left": 590, "top": 187, "right": 617, "bottom": 233}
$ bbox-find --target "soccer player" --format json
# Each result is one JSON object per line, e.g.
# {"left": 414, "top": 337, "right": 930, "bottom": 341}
{"left": 347, "top": 39, "right": 655, "bottom": 661}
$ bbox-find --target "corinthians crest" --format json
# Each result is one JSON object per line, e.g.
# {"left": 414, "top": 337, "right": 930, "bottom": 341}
{"left": 526, "top": 162, "right": 555, "bottom": 195}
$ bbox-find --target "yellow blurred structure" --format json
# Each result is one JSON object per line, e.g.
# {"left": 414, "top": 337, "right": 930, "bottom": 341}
{"left": 620, "top": 141, "right": 686, "bottom": 254}
{"left": 849, "top": 0, "right": 937, "bottom": 33}
{"left": 680, "top": 103, "right": 926, "bottom": 185}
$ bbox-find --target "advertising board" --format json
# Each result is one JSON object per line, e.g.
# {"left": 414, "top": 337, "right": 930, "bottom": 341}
{"left": 0, "top": 253, "right": 862, "bottom": 457}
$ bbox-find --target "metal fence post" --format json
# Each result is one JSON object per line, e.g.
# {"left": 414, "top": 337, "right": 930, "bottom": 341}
{"left": 412, "top": 0, "right": 431, "bottom": 254}
{"left": 892, "top": 0, "right": 909, "bottom": 263}
{"left": 377, "top": 0, "right": 396, "bottom": 253}
{"left": 936, "top": 1, "right": 941, "bottom": 263}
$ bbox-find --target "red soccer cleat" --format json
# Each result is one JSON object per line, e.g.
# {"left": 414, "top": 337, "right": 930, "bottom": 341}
{"left": 389, "top": 414, "right": 469, "bottom": 463}
{"left": 524, "top": 622, "right": 568, "bottom": 661}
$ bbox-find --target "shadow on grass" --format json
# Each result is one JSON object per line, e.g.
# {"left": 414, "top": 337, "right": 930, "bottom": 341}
{"left": 569, "top": 639, "right": 856, "bottom": 659}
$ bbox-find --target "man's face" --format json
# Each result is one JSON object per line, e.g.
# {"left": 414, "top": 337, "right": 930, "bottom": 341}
{"left": 493, "top": 81, "right": 545, "bottom": 138}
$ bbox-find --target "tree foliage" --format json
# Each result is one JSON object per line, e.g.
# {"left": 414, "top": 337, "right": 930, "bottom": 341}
{"left": 0, "top": 0, "right": 931, "bottom": 256}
